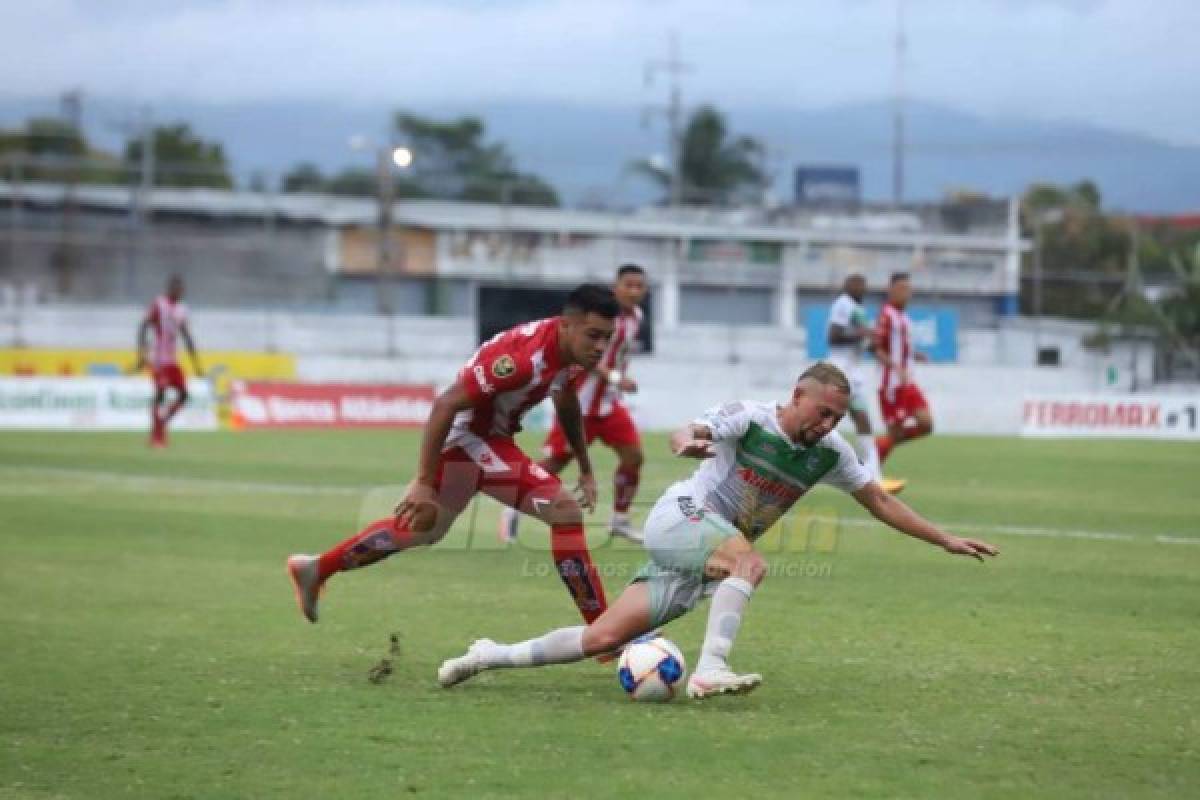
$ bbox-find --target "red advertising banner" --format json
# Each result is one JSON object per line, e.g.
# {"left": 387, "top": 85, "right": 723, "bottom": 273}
{"left": 230, "top": 381, "right": 434, "bottom": 429}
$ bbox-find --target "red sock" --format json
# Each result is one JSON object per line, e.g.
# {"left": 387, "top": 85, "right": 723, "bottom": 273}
{"left": 317, "top": 516, "right": 417, "bottom": 580}
{"left": 551, "top": 523, "right": 608, "bottom": 623}
{"left": 875, "top": 434, "right": 894, "bottom": 463}
{"left": 613, "top": 464, "right": 640, "bottom": 513}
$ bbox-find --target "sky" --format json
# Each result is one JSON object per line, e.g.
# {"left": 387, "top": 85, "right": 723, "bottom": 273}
{"left": 2, "top": 0, "right": 1198, "bottom": 145}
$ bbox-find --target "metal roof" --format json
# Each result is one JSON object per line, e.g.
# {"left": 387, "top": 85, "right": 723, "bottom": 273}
{"left": 0, "top": 181, "right": 1027, "bottom": 251}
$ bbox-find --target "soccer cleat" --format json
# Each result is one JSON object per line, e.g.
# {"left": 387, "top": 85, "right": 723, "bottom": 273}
{"left": 686, "top": 668, "right": 763, "bottom": 699}
{"left": 286, "top": 554, "right": 324, "bottom": 623}
{"left": 498, "top": 507, "right": 519, "bottom": 544}
{"left": 880, "top": 477, "right": 907, "bottom": 495}
{"left": 608, "top": 512, "right": 644, "bottom": 544}
{"left": 437, "top": 639, "right": 497, "bottom": 688}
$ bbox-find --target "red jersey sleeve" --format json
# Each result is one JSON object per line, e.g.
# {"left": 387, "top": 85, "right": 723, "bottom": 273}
{"left": 457, "top": 345, "right": 533, "bottom": 405}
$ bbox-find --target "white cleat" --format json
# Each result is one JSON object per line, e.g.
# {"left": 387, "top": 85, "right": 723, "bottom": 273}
{"left": 438, "top": 639, "right": 497, "bottom": 688}
{"left": 286, "top": 554, "right": 323, "bottom": 623}
{"left": 498, "top": 508, "right": 519, "bottom": 544}
{"left": 609, "top": 513, "right": 644, "bottom": 544}
{"left": 686, "top": 668, "right": 763, "bottom": 699}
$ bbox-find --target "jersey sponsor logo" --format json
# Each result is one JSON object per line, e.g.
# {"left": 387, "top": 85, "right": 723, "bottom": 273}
{"left": 529, "top": 463, "right": 550, "bottom": 481}
{"left": 676, "top": 496, "right": 705, "bottom": 521}
{"left": 736, "top": 466, "right": 804, "bottom": 503}
{"left": 491, "top": 354, "right": 517, "bottom": 378}
{"left": 472, "top": 365, "right": 495, "bottom": 394}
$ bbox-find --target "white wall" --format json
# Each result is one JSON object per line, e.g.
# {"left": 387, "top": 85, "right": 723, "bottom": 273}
{"left": 2, "top": 304, "right": 1156, "bottom": 435}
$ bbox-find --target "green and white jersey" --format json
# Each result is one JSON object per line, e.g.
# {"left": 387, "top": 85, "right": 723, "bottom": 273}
{"left": 666, "top": 400, "right": 872, "bottom": 539}
{"left": 828, "top": 292, "right": 869, "bottom": 366}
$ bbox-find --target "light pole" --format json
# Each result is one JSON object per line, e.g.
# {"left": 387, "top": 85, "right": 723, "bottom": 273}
{"left": 350, "top": 136, "right": 413, "bottom": 315}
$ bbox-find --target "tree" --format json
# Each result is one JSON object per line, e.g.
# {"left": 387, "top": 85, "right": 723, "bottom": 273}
{"left": 125, "top": 123, "right": 232, "bottom": 189}
{"left": 632, "top": 105, "right": 766, "bottom": 206}
{"left": 282, "top": 162, "right": 327, "bottom": 193}
{"left": 0, "top": 117, "right": 122, "bottom": 184}
{"left": 392, "top": 112, "right": 559, "bottom": 206}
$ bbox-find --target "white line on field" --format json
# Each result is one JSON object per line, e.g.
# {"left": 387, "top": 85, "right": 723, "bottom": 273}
{"left": 2, "top": 464, "right": 1198, "bottom": 546}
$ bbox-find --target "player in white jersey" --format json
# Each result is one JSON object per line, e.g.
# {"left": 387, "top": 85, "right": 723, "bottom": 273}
{"left": 439, "top": 362, "right": 998, "bottom": 699}
{"left": 826, "top": 274, "right": 905, "bottom": 495}
{"left": 135, "top": 275, "right": 203, "bottom": 448}
{"left": 500, "top": 264, "right": 648, "bottom": 543}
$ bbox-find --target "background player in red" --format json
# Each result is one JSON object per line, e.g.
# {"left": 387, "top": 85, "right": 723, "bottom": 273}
{"left": 499, "top": 264, "right": 648, "bottom": 543}
{"left": 287, "top": 284, "right": 620, "bottom": 627}
{"left": 872, "top": 272, "right": 933, "bottom": 463}
{"left": 135, "top": 275, "right": 203, "bottom": 448}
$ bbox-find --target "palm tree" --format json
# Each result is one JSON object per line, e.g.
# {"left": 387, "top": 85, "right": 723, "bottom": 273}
{"left": 633, "top": 106, "right": 766, "bottom": 206}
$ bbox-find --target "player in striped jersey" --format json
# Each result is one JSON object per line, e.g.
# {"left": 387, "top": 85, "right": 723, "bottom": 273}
{"left": 286, "top": 284, "right": 619, "bottom": 628}
{"left": 872, "top": 272, "right": 933, "bottom": 464}
{"left": 500, "top": 264, "right": 649, "bottom": 543}
{"left": 135, "top": 275, "right": 203, "bottom": 448}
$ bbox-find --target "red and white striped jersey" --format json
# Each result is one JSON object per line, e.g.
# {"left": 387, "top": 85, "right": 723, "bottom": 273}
{"left": 574, "top": 306, "right": 642, "bottom": 418}
{"left": 874, "top": 302, "right": 914, "bottom": 395}
{"left": 450, "top": 317, "right": 584, "bottom": 442}
{"left": 145, "top": 295, "right": 189, "bottom": 368}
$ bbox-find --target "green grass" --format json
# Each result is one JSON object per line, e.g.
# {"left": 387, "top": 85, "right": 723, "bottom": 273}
{"left": 1, "top": 430, "right": 1198, "bottom": 799}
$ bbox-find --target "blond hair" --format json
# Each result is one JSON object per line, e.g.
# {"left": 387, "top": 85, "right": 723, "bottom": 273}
{"left": 798, "top": 361, "right": 851, "bottom": 394}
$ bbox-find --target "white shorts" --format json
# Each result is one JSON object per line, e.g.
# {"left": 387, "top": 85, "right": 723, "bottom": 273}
{"left": 829, "top": 360, "right": 869, "bottom": 413}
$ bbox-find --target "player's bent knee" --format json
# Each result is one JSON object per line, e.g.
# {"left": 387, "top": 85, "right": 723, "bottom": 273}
{"left": 733, "top": 551, "right": 768, "bottom": 586}
{"left": 533, "top": 490, "right": 582, "bottom": 526}
{"left": 620, "top": 448, "right": 644, "bottom": 469}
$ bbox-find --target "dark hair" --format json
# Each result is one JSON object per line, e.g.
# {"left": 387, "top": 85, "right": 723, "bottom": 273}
{"left": 890, "top": 272, "right": 910, "bottom": 285}
{"left": 564, "top": 283, "right": 619, "bottom": 319}
{"left": 616, "top": 263, "right": 646, "bottom": 279}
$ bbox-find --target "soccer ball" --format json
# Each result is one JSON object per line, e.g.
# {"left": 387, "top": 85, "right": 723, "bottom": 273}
{"left": 616, "top": 635, "right": 687, "bottom": 702}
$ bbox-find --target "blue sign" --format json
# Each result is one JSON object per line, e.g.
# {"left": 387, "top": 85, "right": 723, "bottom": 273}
{"left": 794, "top": 166, "right": 860, "bottom": 206}
{"left": 804, "top": 304, "right": 958, "bottom": 363}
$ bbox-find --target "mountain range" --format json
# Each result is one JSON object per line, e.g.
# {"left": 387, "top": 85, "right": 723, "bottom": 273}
{"left": 2, "top": 96, "right": 1196, "bottom": 212}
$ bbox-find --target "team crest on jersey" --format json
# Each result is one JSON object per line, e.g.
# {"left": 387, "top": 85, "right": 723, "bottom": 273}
{"left": 805, "top": 452, "right": 823, "bottom": 471}
{"left": 491, "top": 355, "right": 516, "bottom": 378}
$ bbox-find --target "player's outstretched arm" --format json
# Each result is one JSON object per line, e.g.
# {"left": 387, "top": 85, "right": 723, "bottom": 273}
{"left": 181, "top": 322, "right": 203, "bottom": 375}
{"left": 552, "top": 388, "right": 597, "bottom": 512}
{"left": 134, "top": 315, "right": 152, "bottom": 371}
{"left": 395, "top": 383, "right": 474, "bottom": 525}
{"left": 669, "top": 424, "right": 715, "bottom": 459}
{"left": 851, "top": 482, "right": 999, "bottom": 561}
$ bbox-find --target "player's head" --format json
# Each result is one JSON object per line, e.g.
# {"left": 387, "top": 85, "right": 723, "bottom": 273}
{"left": 844, "top": 273, "right": 866, "bottom": 302}
{"left": 888, "top": 272, "right": 911, "bottom": 308}
{"left": 614, "top": 264, "right": 647, "bottom": 311}
{"left": 166, "top": 275, "right": 185, "bottom": 302}
{"left": 782, "top": 361, "right": 851, "bottom": 446}
{"left": 560, "top": 283, "right": 618, "bottom": 369}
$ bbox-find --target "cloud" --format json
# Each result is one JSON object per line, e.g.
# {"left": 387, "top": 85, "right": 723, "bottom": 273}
{"left": 2, "top": 0, "right": 1198, "bottom": 143}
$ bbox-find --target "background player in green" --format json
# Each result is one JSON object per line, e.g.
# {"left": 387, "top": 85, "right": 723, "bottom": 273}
{"left": 438, "top": 362, "right": 999, "bottom": 699}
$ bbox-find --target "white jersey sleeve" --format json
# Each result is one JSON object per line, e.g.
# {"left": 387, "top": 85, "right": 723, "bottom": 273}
{"left": 818, "top": 432, "right": 873, "bottom": 493}
{"left": 693, "top": 400, "right": 754, "bottom": 442}
{"left": 828, "top": 294, "right": 855, "bottom": 329}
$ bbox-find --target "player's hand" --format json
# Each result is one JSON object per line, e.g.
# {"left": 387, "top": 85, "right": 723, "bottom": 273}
{"left": 617, "top": 376, "right": 638, "bottom": 393}
{"left": 672, "top": 437, "right": 715, "bottom": 459}
{"left": 575, "top": 472, "right": 598, "bottom": 513}
{"left": 941, "top": 535, "right": 999, "bottom": 562}
{"left": 394, "top": 482, "right": 440, "bottom": 532}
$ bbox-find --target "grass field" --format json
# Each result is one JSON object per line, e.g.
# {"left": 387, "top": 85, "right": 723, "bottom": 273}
{"left": 1, "top": 429, "right": 1198, "bottom": 798}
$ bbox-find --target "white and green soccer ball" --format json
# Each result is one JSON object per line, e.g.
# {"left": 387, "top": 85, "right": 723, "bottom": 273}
{"left": 616, "top": 635, "right": 687, "bottom": 702}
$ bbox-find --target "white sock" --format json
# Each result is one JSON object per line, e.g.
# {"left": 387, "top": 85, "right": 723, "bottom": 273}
{"left": 860, "top": 435, "right": 882, "bottom": 481}
{"left": 484, "top": 626, "right": 586, "bottom": 669}
{"left": 695, "top": 577, "right": 755, "bottom": 674}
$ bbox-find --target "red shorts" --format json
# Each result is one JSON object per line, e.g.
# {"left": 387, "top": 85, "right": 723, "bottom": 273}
{"left": 543, "top": 403, "right": 641, "bottom": 460}
{"left": 152, "top": 364, "right": 187, "bottom": 392}
{"left": 879, "top": 384, "right": 930, "bottom": 428}
{"left": 433, "top": 434, "right": 562, "bottom": 515}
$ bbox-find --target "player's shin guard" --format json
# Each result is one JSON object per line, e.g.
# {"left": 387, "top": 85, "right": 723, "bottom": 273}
{"left": 613, "top": 464, "right": 640, "bottom": 514}
{"left": 551, "top": 524, "right": 608, "bottom": 623}
{"left": 316, "top": 516, "right": 417, "bottom": 580}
